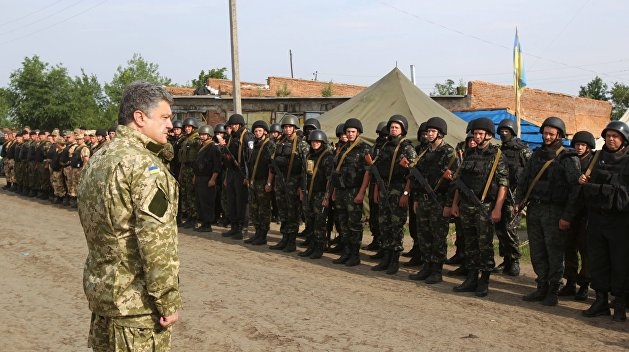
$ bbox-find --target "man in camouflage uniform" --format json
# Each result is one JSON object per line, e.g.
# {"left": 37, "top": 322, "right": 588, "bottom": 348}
{"left": 268, "top": 123, "right": 282, "bottom": 223}
{"left": 36, "top": 131, "right": 54, "bottom": 200}
{"left": 24, "top": 131, "right": 37, "bottom": 196}
{"left": 69, "top": 134, "right": 90, "bottom": 208}
{"left": 451, "top": 117, "right": 509, "bottom": 297}
{"left": 59, "top": 132, "right": 78, "bottom": 206}
{"left": 178, "top": 118, "right": 202, "bottom": 228}
{"left": 78, "top": 81, "right": 181, "bottom": 351}
{"left": 494, "top": 118, "right": 532, "bottom": 276}
{"left": 192, "top": 125, "right": 222, "bottom": 232}
{"left": 408, "top": 117, "right": 458, "bottom": 283}
{"left": 213, "top": 123, "right": 229, "bottom": 226}
{"left": 516, "top": 117, "right": 580, "bottom": 306}
{"left": 49, "top": 136, "right": 67, "bottom": 204}
{"left": 2, "top": 131, "right": 16, "bottom": 190}
{"left": 90, "top": 129, "right": 108, "bottom": 155}
{"left": 12, "top": 132, "right": 25, "bottom": 193}
{"left": 268, "top": 115, "right": 309, "bottom": 252}
{"left": 330, "top": 118, "right": 372, "bottom": 266}
{"left": 370, "top": 115, "right": 417, "bottom": 274}
{"left": 362, "top": 121, "right": 388, "bottom": 253}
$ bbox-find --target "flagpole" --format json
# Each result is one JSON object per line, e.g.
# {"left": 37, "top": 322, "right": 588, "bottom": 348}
{"left": 513, "top": 28, "right": 526, "bottom": 139}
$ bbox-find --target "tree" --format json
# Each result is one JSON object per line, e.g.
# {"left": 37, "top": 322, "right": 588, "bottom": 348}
{"left": 68, "top": 70, "right": 111, "bottom": 128}
{"left": 579, "top": 76, "right": 608, "bottom": 101}
{"left": 431, "top": 79, "right": 457, "bottom": 96}
{"left": 191, "top": 67, "right": 228, "bottom": 90}
{"left": 0, "top": 88, "right": 16, "bottom": 127}
{"left": 609, "top": 82, "right": 629, "bottom": 120}
{"left": 321, "top": 81, "right": 334, "bottom": 97}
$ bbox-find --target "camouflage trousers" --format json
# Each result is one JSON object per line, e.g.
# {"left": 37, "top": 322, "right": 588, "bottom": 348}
{"left": 526, "top": 202, "right": 567, "bottom": 285}
{"left": 494, "top": 201, "right": 521, "bottom": 260}
{"left": 304, "top": 191, "right": 327, "bottom": 244}
{"left": 367, "top": 183, "right": 380, "bottom": 240}
{"left": 38, "top": 163, "right": 51, "bottom": 193}
{"left": 179, "top": 166, "right": 196, "bottom": 219}
{"left": 416, "top": 193, "right": 449, "bottom": 264}
{"left": 88, "top": 313, "right": 171, "bottom": 352}
{"left": 50, "top": 169, "right": 66, "bottom": 197}
{"left": 63, "top": 166, "right": 75, "bottom": 196}
{"left": 14, "top": 161, "right": 25, "bottom": 186}
{"left": 71, "top": 167, "right": 83, "bottom": 196}
{"left": 459, "top": 199, "right": 496, "bottom": 272}
{"left": 335, "top": 187, "right": 364, "bottom": 246}
{"left": 4, "top": 159, "right": 15, "bottom": 183}
{"left": 249, "top": 180, "right": 272, "bottom": 232}
{"left": 220, "top": 173, "right": 229, "bottom": 222}
{"left": 564, "top": 213, "right": 589, "bottom": 285}
{"left": 274, "top": 176, "right": 301, "bottom": 235}
{"left": 28, "top": 161, "right": 37, "bottom": 189}
{"left": 377, "top": 187, "right": 406, "bottom": 252}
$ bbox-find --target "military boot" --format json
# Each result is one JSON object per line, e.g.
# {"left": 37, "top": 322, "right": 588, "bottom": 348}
{"left": 70, "top": 196, "right": 78, "bottom": 208}
{"left": 221, "top": 225, "right": 239, "bottom": 237}
{"left": 425, "top": 263, "right": 444, "bottom": 284}
{"left": 402, "top": 244, "right": 418, "bottom": 258}
{"left": 269, "top": 233, "right": 288, "bottom": 250}
{"left": 612, "top": 296, "right": 627, "bottom": 322}
{"left": 182, "top": 218, "right": 196, "bottom": 229}
{"left": 244, "top": 228, "right": 260, "bottom": 244}
{"left": 333, "top": 244, "right": 351, "bottom": 264}
{"left": 371, "top": 249, "right": 392, "bottom": 271}
{"left": 447, "top": 266, "right": 469, "bottom": 277}
{"left": 251, "top": 230, "right": 268, "bottom": 245}
{"left": 385, "top": 251, "right": 401, "bottom": 275}
{"left": 2, "top": 182, "right": 10, "bottom": 190}
{"left": 362, "top": 236, "right": 380, "bottom": 251}
{"left": 344, "top": 243, "right": 361, "bottom": 267}
{"left": 28, "top": 189, "right": 37, "bottom": 197}
{"left": 62, "top": 195, "right": 70, "bottom": 206}
{"left": 327, "top": 240, "right": 345, "bottom": 254}
{"left": 475, "top": 271, "right": 491, "bottom": 297}
{"left": 231, "top": 223, "right": 245, "bottom": 240}
{"left": 409, "top": 263, "right": 433, "bottom": 281}
{"left": 403, "top": 251, "right": 423, "bottom": 267}
{"left": 298, "top": 242, "right": 316, "bottom": 257}
{"left": 453, "top": 270, "right": 479, "bottom": 293}
{"left": 582, "top": 291, "right": 610, "bottom": 317}
{"left": 504, "top": 258, "right": 520, "bottom": 276}
{"left": 558, "top": 280, "right": 576, "bottom": 297}
{"left": 522, "top": 282, "right": 549, "bottom": 302}
{"left": 369, "top": 249, "right": 385, "bottom": 259}
{"left": 282, "top": 233, "right": 297, "bottom": 252}
{"left": 445, "top": 252, "right": 464, "bottom": 265}
{"left": 309, "top": 242, "right": 325, "bottom": 259}
{"left": 542, "top": 282, "right": 561, "bottom": 306}
{"left": 575, "top": 283, "right": 589, "bottom": 301}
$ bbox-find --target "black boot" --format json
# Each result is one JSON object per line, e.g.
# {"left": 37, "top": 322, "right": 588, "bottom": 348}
{"left": 299, "top": 236, "right": 312, "bottom": 248}
{"left": 282, "top": 233, "right": 297, "bottom": 252}
{"left": 612, "top": 296, "right": 627, "bottom": 322}
{"left": 575, "top": 283, "right": 589, "bottom": 301}
{"left": 244, "top": 229, "right": 260, "bottom": 244}
{"left": 371, "top": 249, "right": 392, "bottom": 271}
{"left": 333, "top": 244, "right": 351, "bottom": 264}
{"left": 221, "top": 225, "right": 238, "bottom": 237}
{"left": 445, "top": 253, "right": 463, "bottom": 265}
{"left": 298, "top": 242, "right": 316, "bottom": 257}
{"left": 327, "top": 241, "right": 345, "bottom": 254}
{"left": 475, "top": 271, "right": 491, "bottom": 297}
{"left": 70, "top": 196, "right": 78, "bottom": 208}
{"left": 504, "top": 258, "right": 520, "bottom": 276}
{"left": 582, "top": 291, "right": 610, "bottom": 317}
{"left": 493, "top": 259, "right": 506, "bottom": 273}
{"left": 386, "top": 251, "right": 400, "bottom": 275}
{"left": 522, "top": 282, "right": 549, "bottom": 302}
{"left": 251, "top": 229, "right": 268, "bottom": 245}
{"left": 558, "top": 280, "right": 576, "bottom": 297}
{"left": 231, "top": 223, "right": 245, "bottom": 240}
{"left": 269, "top": 233, "right": 288, "bottom": 250}
{"left": 447, "top": 266, "right": 468, "bottom": 277}
{"left": 345, "top": 244, "right": 361, "bottom": 267}
{"left": 542, "top": 282, "right": 561, "bottom": 306}
{"left": 402, "top": 245, "right": 418, "bottom": 258}
{"left": 369, "top": 249, "right": 385, "bottom": 259}
{"left": 409, "top": 263, "right": 433, "bottom": 281}
{"left": 309, "top": 242, "right": 325, "bottom": 259}
{"left": 403, "top": 251, "right": 423, "bottom": 267}
{"left": 425, "top": 263, "right": 443, "bottom": 284}
{"left": 362, "top": 236, "right": 380, "bottom": 251}
{"left": 453, "top": 270, "right": 479, "bottom": 293}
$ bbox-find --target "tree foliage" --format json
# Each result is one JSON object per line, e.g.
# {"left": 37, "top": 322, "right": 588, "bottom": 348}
{"left": 191, "top": 67, "right": 228, "bottom": 89}
{"left": 579, "top": 76, "right": 629, "bottom": 120}
{"left": 430, "top": 79, "right": 467, "bottom": 96}
{"left": 578, "top": 76, "right": 608, "bottom": 100}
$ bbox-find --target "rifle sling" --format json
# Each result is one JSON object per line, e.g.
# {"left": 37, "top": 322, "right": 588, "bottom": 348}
{"left": 286, "top": 136, "right": 298, "bottom": 177}
{"left": 584, "top": 150, "right": 600, "bottom": 178}
{"left": 250, "top": 138, "right": 269, "bottom": 183}
{"left": 520, "top": 146, "right": 565, "bottom": 206}
{"left": 335, "top": 137, "right": 361, "bottom": 172}
{"left": 308, "top": 149, "right": 331, "bottom": 196}
{"left": 387, "top": 137, "right": 406, "bottom": 184}
{"left": 481, "top": 148, "right": 502, "bottom": 203}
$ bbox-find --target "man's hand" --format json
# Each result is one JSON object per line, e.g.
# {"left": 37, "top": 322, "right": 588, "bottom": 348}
{"left": 160, "top": 311, "right": 179, "bottom": 328}
{"left": 559, "top": 218, "right": 571, "bottom": 231}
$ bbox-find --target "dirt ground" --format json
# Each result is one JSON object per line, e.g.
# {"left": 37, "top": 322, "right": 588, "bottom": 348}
{"left": 1, "top": 179, "right": 628, "bottom": 352}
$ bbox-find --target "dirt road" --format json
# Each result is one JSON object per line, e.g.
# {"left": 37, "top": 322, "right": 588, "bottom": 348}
{"left": 1, "top": 183, "right": 628, "bottom": 351}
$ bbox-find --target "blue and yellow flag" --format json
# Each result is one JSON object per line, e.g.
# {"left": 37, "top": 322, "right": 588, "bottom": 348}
{"left": 513, "top": 28, "right": 527, "bottom": 92}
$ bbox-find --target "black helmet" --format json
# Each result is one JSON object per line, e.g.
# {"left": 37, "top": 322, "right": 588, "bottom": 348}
{"left": 214, "top": 123, "right": 226, "bottom": 134}
{"left": 601, "top": 120, "right": 629, "bottom": 144}
{"left": 172, "top": 120, "right": 183, "bottom": 129}
{"left": 570, "top": 130, "right": 596, "bottom": 149}
{"left": 465, "top": 131, "right": 474, "bottom": 141}
{"left": 386, "top": 114, "right": 409, "bottom": 135}
{"left": 465, "top": 121, "right": 473, "bottom": 133}
{"left": 540, "top": 116, "right": 566, "bottom": 138}
{"left": 252, "top": 120, "right": 270, "bottom": 133}
{"left": 470, "top": 117, "right": 495, "bottom": 135}
{"left": 183, "top": 118, "right": 199, "bottom": 129}
{"left": 227, "top": 113, "right": 245, "bottom": 126}
{"left": 95, "top": 128, "right": 107, "bottom": 137}
{"left": 498, "top": 119, "right": 517, "bottom": 136}
{"left": 376, "top": 121, "right": 388, "bottom": 135}
{"left": 344, "top": 118, "right": 363, "bottom": 133}
{"left": 303, "top": 118, "right": 321, "bottom": 131}
{"left": 417, "top": 122, "right": 427, "bottom": 140}
{"left": 308, "top": 130, "right": 328, "bottom": 144}
{"left": 425, "top": 116, "right": 447, "bottom": 136}
{"left": 270, "top": 123, "right": 282, "bottom": 133}
{"left": 335, "top": 123, "right": 345, "bottom": 137}
{"left": 280, "top": 114, "right": 299, "bottom": 127}
{"left": 198, "top": 125, "right": 213, "bottom": 135}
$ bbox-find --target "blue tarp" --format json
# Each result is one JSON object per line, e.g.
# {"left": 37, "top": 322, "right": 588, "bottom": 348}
{"left": 452, "top": 109, "right": 570, "bottom": 149}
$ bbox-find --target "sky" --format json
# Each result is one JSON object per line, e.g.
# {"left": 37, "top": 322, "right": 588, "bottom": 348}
{"left": 1, "top": 0, "right": 628, "bottom": 96}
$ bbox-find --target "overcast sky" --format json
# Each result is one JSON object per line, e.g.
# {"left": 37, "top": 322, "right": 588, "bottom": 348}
{"left": 1, "top": 0, "right": 627, "bottom": 96}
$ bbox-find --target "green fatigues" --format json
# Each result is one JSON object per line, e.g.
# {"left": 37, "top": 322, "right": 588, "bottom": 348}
{"left": 305, "top": 147, "right": 334, "bottom": 245}
{"left": 248, "top": 137, "right": 275, "bottom": 233}
{"left": 367, "top": 137, "right": 387, "bottom": 243}
{"left": 222, "top": 128, "right": 254, "bottom": 228}
{"left": 178, "top": 132, "right": 201, "bottom": 220}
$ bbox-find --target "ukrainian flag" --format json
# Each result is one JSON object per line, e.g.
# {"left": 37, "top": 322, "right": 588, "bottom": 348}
{"left": 513, "top": 28, "right": 527, "bottom": 91}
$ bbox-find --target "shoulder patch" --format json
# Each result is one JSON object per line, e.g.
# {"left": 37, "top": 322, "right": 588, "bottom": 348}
{"left": 148, "top": 165, "right": 160, "bottom": 174}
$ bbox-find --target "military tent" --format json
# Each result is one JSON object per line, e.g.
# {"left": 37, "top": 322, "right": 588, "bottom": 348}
{"left": 319, "top": 68, "right": 468, "bottom": 146}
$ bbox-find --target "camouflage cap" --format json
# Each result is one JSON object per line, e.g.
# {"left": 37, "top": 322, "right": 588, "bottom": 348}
{"left": 75, "top": 133, "right": 84, "bottom": 139}
{"left": 51, "top": 129, "right": 60, "bottom": 136}
{"left": 64, "top": 131, "right": 74, "bottom": 137}
{"left": 55, "top": 137, "right": 66, "bottom": 144}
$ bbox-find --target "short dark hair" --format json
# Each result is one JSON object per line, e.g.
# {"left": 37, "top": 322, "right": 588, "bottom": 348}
{"left": 118, "top": 81, "right": 173, "bottom": 125}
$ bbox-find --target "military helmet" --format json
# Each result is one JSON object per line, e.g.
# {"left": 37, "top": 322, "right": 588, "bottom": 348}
{"left": 344, "top": 118, "right": 363, "bottom": 133}
{"left": 540, "top": 116, "right": 566, "bottom": 138}
{"left": 417, "top": 122, "right": 427, "bottom": 141}
{"left": 198, "top": 125, "right": 213, "bottom": 135}
{"left": 570, "top": 130, "right": 596, "bottom": 149}
{"left": 280, "top": 114, "right": 299, "bottom": 128}
{"left": 270, "top": 123, "right": 282, "bottom": 134}
{"left": 252, "top": 120, "right": 270, "bottom": 133}
{"left": 214, "top": 123, "right": 226, "bottom": 134}
{"left": 386, "top": 114, "right": 409, "bottom": 135}
{"left": 425, "top": 116, "right": 447, "bottom": 136}
{"left": 465, "top": 131, "right": 474, "bottom": 141}
{"left": 376, "top": 121, "right": 388, "bottom": 135}
{"left": 465, "top": 121, "right": 473, "bottom": 133}
{"left": 172, "top": 120, "right": 183, "bottom": 129}
{"left": 498, "top": 118, "right": 518, "bottom": 136}
{"left": 308, "top": 130, "right": 328, "bottom": 144}
{"left": 227, "top": 113, "right": 245, "bottom": 126}
{"left": 95, "top": 128, "right": 107, "bottom": 137}
{"left": 335, "top": 123, "right": 346, "bottom": 137}
{"left": 470, "top": 117, "right": 495, "bottom": 135}
{"left": 303, "top": 118, "right": 321, "bottom": 131}
{"left": 183, "top": 117, "right": 199, "bottom": 129}
{"left": 601, "top": 120, "right": 629, "bottom": 144}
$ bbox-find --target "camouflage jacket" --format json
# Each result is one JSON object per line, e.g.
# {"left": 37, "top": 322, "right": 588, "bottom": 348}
{"left": 374, "top": 136, "right": 417, "bottom": 190}
{"left": 78, "top": 125, "right": 181, "bottom": 323}
{"left": 456, "top": 143, "right": 509, "bottom": 204}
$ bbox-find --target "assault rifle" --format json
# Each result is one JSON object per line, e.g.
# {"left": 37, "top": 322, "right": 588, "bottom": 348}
{"left": 364, "top": 153, "right": 393, "bottom": 213}
{"left": 300, "top": 147, "right": 310, "bottom": 208}
{"left": 408, "top": 167, "right": 440, "bottom": 205}
{"left": 222, "top": 143, "right": 249, "bottom": 181}
{"left": 454, "top": 178, "right": 493, "bottom": 223}
{"left": 270, "top": 157, "right": 292, "bottom": 205}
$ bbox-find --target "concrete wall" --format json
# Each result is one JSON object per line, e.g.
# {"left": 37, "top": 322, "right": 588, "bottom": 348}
{"left": 204, "top": 77, "right": 366, "bottom": 98}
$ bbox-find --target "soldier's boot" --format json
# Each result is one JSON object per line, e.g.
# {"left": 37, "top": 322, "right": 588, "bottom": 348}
{"left": 558, "top": 280, "right": 577, "bottom": 297}
{"left": 333, "top": 245, "right": 351, "bottom": 264}
{"left": 298, "top": 219, "right": 314, "bottom": 238}
{"left": 251, "top": 229, "right": 268, "bottom": 245}
{"left": 403, "top": 251, "right": 423, "bottom": 267}
{"left": 369, "top": 249, "right": 385, "bottom": 259}
{"left": 244, "top": 228, "right": 260, "bottom": 244}
{"left": 475, "top": 271, "right": 491, "bottom": 297}
{"left": 62, "top": 195, "right": 70, "bottom": 206}
{"left": 299, "top": 235, "right": 312, "bottom": 248}
{"left": 582, "top": 291, "right": 610, "bottom": 317}
{"left": 504, "top": 258, "right": 520, "bottom": 276}
{"left": 269, "top": 233, "right": 288, "bottom": 250}
{"left": 361, "top": 236, "right": 380, "bottom": 251}
{"left": 36, "top": 191, "right": 44, "bottom": 199}
{"left": 541, "top": 282, "right": 561, "bottom": 306}
{"left": 523, "top": 282, "right": 549, "bottom": 302}
{"left": 2, "top": 182, "right": 10, "bottom": 190}
{"left": 425, "top": 263, "right": 444, "bottom": 284}
{"left": 402, "top": 244, "right": 418, "bottom": 258}
{"left": 344, "top": 244, "right": 361, "bottom": 267}
{"left": 447, "top": 266, "right": 469, "bottom": 277}
{"left": 182, "top": 218, "right": 196, "bottom": 229}
{"left": 575, "top": 283, "right": 590, "bottom": 301}
{"left": 371, "top": 249, "right": 392, "bottom": 271}
{"left": 221, "top": 224, "right": 239, "bottom": 237}
{"left": 492, "top": 259, "right": 506, "bottom": 273}
{"left": 70, "top": 196, "right": 78, "bottom": 208}
{"left": 53, "top": 196, "right": 62, "bottom": 204}
{"left": 282, "top": 233, "right": 297, "bottom": 252}
{"left": 445, "top": 252, "right": 464, "bottom": 265}
{"left": 327, "top": 241, "right": 345, "bottom": 254}
{"left": 409, "top": 263, "right": 433, "bottom": 281}
{"left": 29, "top": 189, "right": 37, "bottom": 197}
{"left": 309, "top": 242, "right": 325, "bottom": 259}
{"left": 385, "top": 251, "right": 401, "bottom": 275}
{"left": 298, "top": 242, "right": 316, "bottom": 257}
{"left": 612, "top": 296, "right": 627, "bottom": 322}
{"left": 231, "top": 223, "right": 245, "bottom": 240}
{"left": 453, "top": 270, "right": 479, "bottom": 293}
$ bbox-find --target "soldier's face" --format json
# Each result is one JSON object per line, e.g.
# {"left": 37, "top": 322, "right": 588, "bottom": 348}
{"left": 345, "top": 128, "right": 359, "bottom": 142}
{"left": 136, "top": 100, "right": 173, "bottom": 144}
{"left": 199, "top": 133, "right": 210, "bottom": 141}
{"left": 311, "top": 140, "right": 322, "bottom": 150}
{"left": 184, "top": 125, "right": 193, "bottom": 135}
{"left": 253, "top": 127, "right": 265, "bottom": 139}
{"left": 283, "top": 125, "right": 295, "bottom": 136}
{"left": 389, "top": 123, "right": 403, "bottom": 138}
{"left": 426, "top": 128, "right": 439, "bottom": 143}
{"left": 473, "top": 130, "right": 488, "bottom": 146}
{"left": 172, "top": 127, "right": 182, "bottom": 136}
{"left": 605, "top": 130, "right": 624, "bottom": 151}
{"left": 542, "top": 126, "right": 560, "bottom": 145}
{"left": 573, "top": 142, "right": 589, "bottom": 157}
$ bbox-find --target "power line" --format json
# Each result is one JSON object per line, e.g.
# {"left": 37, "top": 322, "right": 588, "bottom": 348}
{"left": 0, "top": 0, "right": 65, "bottom": 29}
{"left": 0, "top": 0, "right": 88, "bottom": 37}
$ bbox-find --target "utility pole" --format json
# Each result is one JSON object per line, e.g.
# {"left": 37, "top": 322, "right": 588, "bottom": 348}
{"left": 229, "top": 0, "right": 242, "bottom": 114}
{"left": 289, "top": 50, "right": 294, "bottom": 78}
